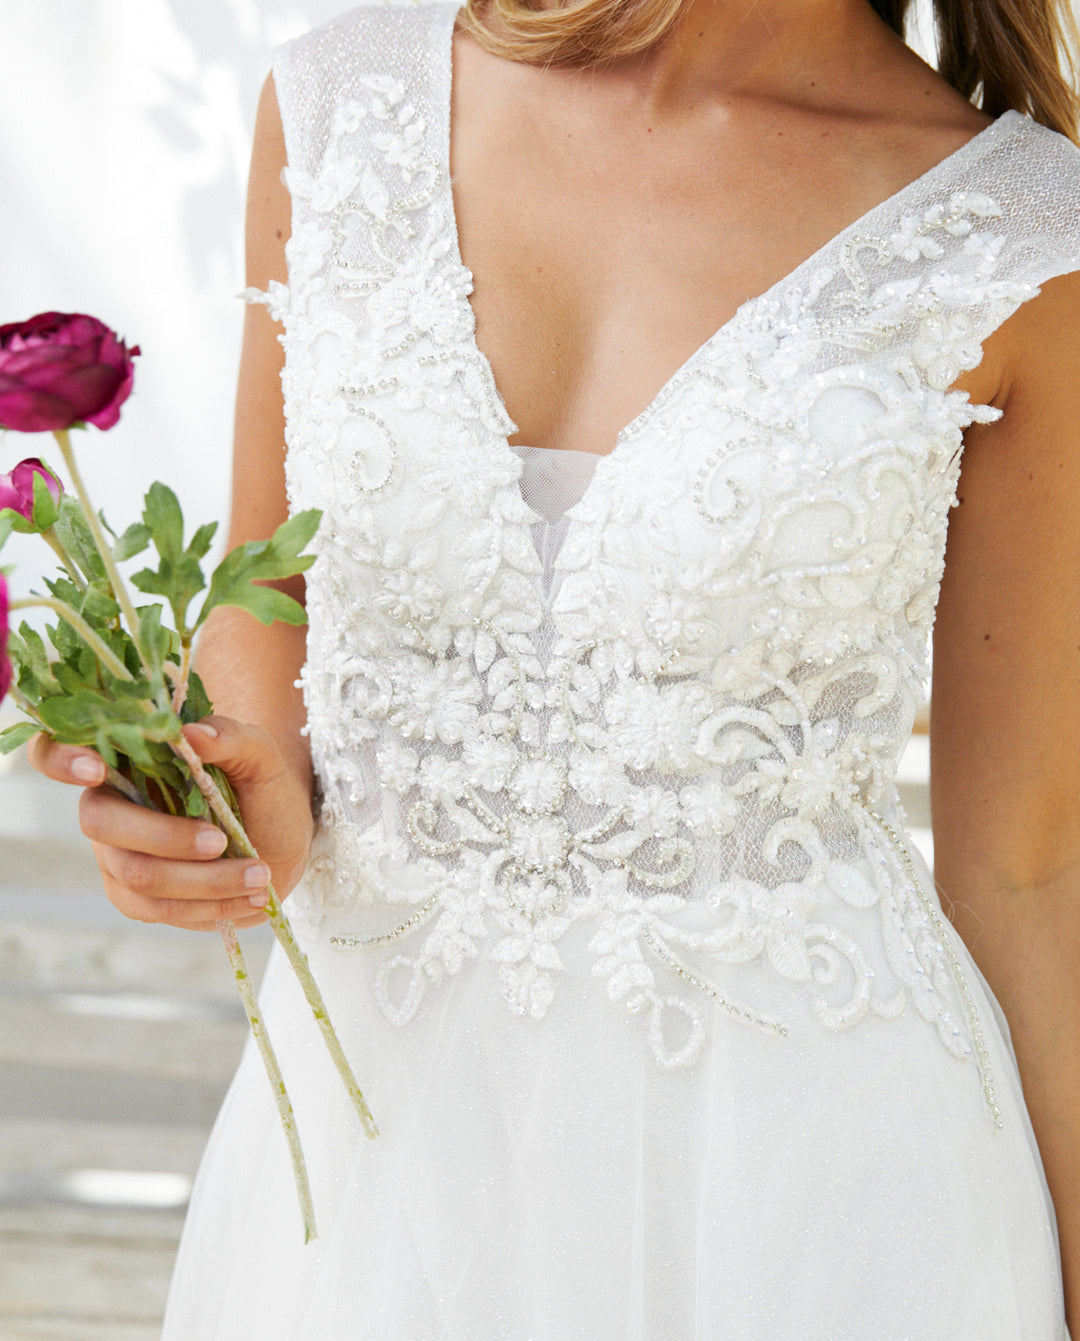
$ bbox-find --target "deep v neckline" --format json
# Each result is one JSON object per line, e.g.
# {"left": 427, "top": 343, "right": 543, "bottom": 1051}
{"left": 436, "top": 5, "right": 1018, "bottom": 465}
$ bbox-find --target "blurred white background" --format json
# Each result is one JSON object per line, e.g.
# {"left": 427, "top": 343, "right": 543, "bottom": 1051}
{"left": 0, "top": 0, "right": 370, "bottom": 603}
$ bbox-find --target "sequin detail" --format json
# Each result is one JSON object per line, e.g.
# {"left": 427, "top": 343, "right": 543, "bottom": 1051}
{"left": 261, "top": 3, "right": 1080, "bottom": 1099}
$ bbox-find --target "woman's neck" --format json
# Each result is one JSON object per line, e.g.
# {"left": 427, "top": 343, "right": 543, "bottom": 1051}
{"left": 550, "top": 0, "right": 906, "bottom": 117}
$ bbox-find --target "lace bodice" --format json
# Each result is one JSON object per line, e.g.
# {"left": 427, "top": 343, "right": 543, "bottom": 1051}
{"left": 254, "top": 3, "right": 1080, "bottom": 1109}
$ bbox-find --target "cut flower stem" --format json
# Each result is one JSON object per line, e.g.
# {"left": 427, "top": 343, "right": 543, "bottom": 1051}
{"left": 2, "top": 401, "right": 362, "bottom": 1240}
{"left": 171, "top": 729, "right": 379, "bottom": 1140}
{"left": 52, "top": 428, "right": 146, "bottom": 661}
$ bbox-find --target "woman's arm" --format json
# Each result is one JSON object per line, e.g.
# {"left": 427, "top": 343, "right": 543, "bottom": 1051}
{"left": 937, "top": 268, "right": 1080, "bottom": 1329}
{"left": 198, "top": 72, "right": 303, "bottom": 772}
{"left": 28, "top": 73, "right": 309, "bottom": 931}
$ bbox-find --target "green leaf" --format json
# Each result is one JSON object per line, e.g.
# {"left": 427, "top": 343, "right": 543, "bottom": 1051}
{"left": 37, "top": 690, "right": 104, "bottom": 742}
{"left": 143, "top": 483, "right": 184, "bottom": 564}
{"left": 114, "top": 522, "right": 151, "bottom": 562}
{"left": 8, "top": 624, "right": 59, "bottom": 705}
{"left": 130, "top": 483, "right": 216, "bottom": 636}
{"left": 36, "top": 688, "right": 181, "bottom": 769}
{"left": 185, "top": 787, "right": 210, "bottom": 818}
{"left": 0, "top": 506, "right": 35, "bottom": 536}
{"left": 53, "top": 660, "right": 94, "bottom": 696}
{"left": 108, "top": 722, "right": 157, "bottom": 765}
{"left": 180, "top": 669, "right": 214, "bottom": 724}
{"left": 14, "top": 623, "right": 51, "bottom": 684}
{"left": 136, "top": 604, "right": 173, "bottom": 676}
{"left": 189, "top": 521, "right": 218, "bottom": 560}
{"left": 0, "top": 721, "right": 42, "bottom": 754}
{"left": 31, "top": 469, "right": 61, "bottom": 531}
{"left": 196, "top": 509, "right": 320, "bottom": 628}
{"left": 79, "top": 584, "right": 121, "bottom": 625}
{"left": 53, "top": 496, "right": 107, "bottom": 583}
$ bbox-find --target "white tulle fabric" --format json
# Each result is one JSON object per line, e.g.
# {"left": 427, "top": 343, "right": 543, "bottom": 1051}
{"left": 164, "top": 4, "right": 1080, "bottom": 1336}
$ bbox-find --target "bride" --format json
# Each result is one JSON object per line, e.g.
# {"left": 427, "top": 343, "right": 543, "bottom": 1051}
{"left": 31, "top": 0, "right": 1080, "bottom": 1334}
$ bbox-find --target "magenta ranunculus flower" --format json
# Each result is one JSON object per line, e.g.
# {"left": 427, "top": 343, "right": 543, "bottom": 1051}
{"left": 0, "top": 458, "right": 63, "bottom": 521}
{"left": 0, "top": 573, "right": 10, "bottom": 704}
{"left": 0, "top": 312, "right": 140, "bottom": 433}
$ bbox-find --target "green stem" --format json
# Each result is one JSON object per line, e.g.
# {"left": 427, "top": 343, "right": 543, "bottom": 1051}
{"left": 217, "top": 917, "right": 318, "bottom": 1242}
{"left": 102, "top": 765, "right": 143, "bottom": 806}
{"left": 10, "top": 596, "right": 133, "bottom": 682}
{"left": 39, "top": 525, "right": 86, "bottom": 593}
{"left": 168, "top": 641, "right": 193, "bottom": 716}
{"left": 170, "top": 731, "right": 378, "bottom": 1140}
{"left": 111, "top": 765, "right": 318, "bottom": 1239}
{"left": 52, "top": 429, "right": 145, "bottom": 658}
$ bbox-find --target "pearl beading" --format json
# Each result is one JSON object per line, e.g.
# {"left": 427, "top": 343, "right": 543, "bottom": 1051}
{"left": 269, "top": 8, "right": 1080, "bottom": 1078}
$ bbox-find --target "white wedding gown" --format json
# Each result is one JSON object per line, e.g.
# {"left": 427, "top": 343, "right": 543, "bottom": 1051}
{"left": 163, "top": 5, "right": 1080, "bottom": 1336}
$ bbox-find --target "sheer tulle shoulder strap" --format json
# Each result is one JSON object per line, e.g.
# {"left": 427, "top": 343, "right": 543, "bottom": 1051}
{"left": 271, "top": 3, "right": 459, "bottom": 182}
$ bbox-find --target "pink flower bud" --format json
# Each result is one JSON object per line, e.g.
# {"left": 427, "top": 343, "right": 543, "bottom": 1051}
{"left": 0, "top": 573, "right": 10, "bottom": 704}
{"left": 0, "top": 312, "right": 140, "bottom": 433}
{"left": 0, "top": 458, "right": 63, "bottom": 521}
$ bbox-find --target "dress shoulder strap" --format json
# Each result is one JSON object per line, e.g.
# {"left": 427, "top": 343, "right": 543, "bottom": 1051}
{"left": 272, "top": 3, "right": 459, "bottom": 183}
{"left": 951, "top": 115, "right": 1080, "bottom": 292}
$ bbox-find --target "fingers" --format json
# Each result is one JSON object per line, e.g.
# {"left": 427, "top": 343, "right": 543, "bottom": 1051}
{"left": 27, "top": 733, "right": 106, "bottom": 787}
{"left": 182, "top": 714, "right": 313, "bottom": 889}
{"left": 79, "top": 783, "right": 276, "bottom": 930}
{"left": 94, "top": 841, "right": 273, "bottom": 929}
{"left": 79, "top": 786, "right": 229, "bottom": 861}
{"left": 98, "top": 856, "right": 271, "bottom": 928}
{"left": 31, "top": 716, "right": 310, "bottom": 934}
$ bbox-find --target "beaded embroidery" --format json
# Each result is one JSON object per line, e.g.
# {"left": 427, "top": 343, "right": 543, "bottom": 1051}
{"left": 258, "top": 2, "right": 1080, "bottom": 1111}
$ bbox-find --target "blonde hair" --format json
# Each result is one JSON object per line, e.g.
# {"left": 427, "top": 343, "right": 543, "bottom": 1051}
{"left": 458, "top": 0, "right": 1080, "bottom": 143}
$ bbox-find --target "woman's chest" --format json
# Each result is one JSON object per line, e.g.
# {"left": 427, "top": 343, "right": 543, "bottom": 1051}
{"left": 448, "top": 32, "right": 990, "bottom": 456}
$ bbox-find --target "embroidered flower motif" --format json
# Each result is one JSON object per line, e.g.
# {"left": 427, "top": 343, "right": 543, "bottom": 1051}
{"left": 418, "top": 755, "right": 466, "bottom": 803}
{"left": 374, "top": 564, "right": 443, "bottom": 624}
{"left": 679, "top": 781, "right": 739, "bottom": 836}
{"left": 911, "top": 313, "right": 982, "bottom": 390}
{"left": 279, "top": 46, "right": 1020, "bottom": 1099}
{"left": 567, "top": 749, "right": 631, "bottom": 809}
{"left": 505, "top": 813, "right": 571, "bottom": 873}
{"left": 627, "top": 785, "right": 681, "bottom": 838}
{"left": 413, "top": 426, "right": 521, "bottom": 517}
{"left": 509, "top": 755, "right": 567, "bottom": 814}
{"left": 604, "top": 681, "right": 714, "bottom": 773}
{"left": 367, "top": 245, "right": 475, "bottom": 353}
{"left": 388, "top": 657, "right": 481, "bottom": 743}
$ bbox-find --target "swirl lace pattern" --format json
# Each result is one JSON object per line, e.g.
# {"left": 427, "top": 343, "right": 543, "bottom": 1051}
{"left": 254, "top": 3, "right": 1080, "bottom": 1111}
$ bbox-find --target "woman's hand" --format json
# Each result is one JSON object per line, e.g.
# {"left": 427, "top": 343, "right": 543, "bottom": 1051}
{"left": 26, "top": 715, "right": 314, "bottom": 931}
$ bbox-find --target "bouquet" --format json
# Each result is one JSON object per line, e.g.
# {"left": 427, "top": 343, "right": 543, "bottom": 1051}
{"left": 0, "top": 311, "right": 375, "bottom": 1242}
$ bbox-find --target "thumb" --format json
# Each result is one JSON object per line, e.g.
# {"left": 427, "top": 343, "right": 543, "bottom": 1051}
{"left": 181, "top": 718, "right": 296, "bottom": 809}
{"left": 181, "top": 716, "right": 286, "bottom": 790}
{"left": 180, "top": 716, "right": 312, "bottom": 881}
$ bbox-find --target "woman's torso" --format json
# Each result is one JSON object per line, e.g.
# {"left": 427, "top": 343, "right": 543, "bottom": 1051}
{"left": 259, "top": 0, "right": 1080, "bottom": 1094}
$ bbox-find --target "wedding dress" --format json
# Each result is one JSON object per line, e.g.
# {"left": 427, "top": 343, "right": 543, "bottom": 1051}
{"left": 162, "top": 5, "right": 1080, "bottom": 1336}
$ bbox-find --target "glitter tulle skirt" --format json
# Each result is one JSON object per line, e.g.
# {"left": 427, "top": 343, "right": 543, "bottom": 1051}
{"left": 162, "top": 885, "right": 1066, "bottom": 1340}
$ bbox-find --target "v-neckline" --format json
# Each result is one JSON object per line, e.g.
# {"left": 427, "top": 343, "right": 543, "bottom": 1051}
{"left": 437, "top": 4, "right": 1019, "bottom": 466}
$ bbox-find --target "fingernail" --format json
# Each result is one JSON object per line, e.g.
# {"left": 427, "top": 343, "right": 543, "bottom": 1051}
{"left": 195, "top": 828, "right": 227, "bottom": 857}
{"left": 248, "top": 891, "right": 270, "bottom": 908}
{"left": 244, "top": 863, "right": 270, "bottom": 889}
{"left": 186, "top": 722, "right": 218, "bottom": 741}
{"left": 71, "top": 756, "right": 105, "bottom": 784}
